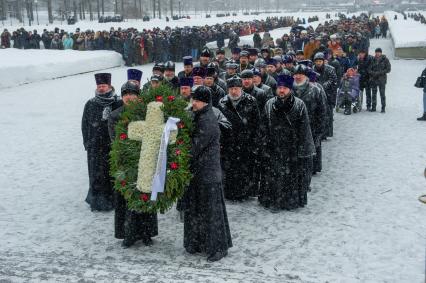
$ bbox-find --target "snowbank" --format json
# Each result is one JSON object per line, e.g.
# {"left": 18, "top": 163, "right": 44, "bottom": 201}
{"left": 385, "top": 11, "right": 426, "bottom": 48}
{"left": 0, "top": 49, "right": 123, "bottom": 88}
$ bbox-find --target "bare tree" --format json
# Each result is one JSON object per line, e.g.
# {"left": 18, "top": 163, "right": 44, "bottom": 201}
{"left": 101, "top": 0, "right": 104, "bottom": 15}
{"left": 96, "top": 0, "right": 100, "bottom": 18}
{"left": 88, "top": 0, "right": 93, "bottom": 20}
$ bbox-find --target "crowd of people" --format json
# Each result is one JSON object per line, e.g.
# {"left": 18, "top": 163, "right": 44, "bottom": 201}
{"left": 80, "top": 12, "right": 393, "bottom": 262}
{"left": 0, "top": 16, "right": 299, "bottom": 65}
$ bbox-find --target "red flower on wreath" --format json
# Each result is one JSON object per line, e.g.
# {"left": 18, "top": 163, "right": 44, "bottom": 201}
{"left": 167, "top": 95, "right": 176, "bottom": 102}
{"left": 140, "top": 193, "right": 149, "bottom": 202}
{"left": 178, "top": 121, "right": 185, "bottom": 129}
{"left": 120, "top": 180, "right": 127, "bottom": 187}
{"left": 119, "top": 133, "right": 127, "bottom": 140}
{"left": 175, "top": 149, "right": 181, "bottom": 156}
{"left": 176, "top": 139, "right": 184, "bottom": 145}
{"left": 155, "top": 96, "right": 163, "bottom": 102}
{"left": 170, "top": 162, "right": 179, "bottom": 170}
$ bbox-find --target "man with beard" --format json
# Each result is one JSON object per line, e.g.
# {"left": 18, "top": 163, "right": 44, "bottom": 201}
{"left": 206, "top": 62, "right": 227, "bottom": 93}
{"left": 204, "top": 66, "right": 226, "bottom": 107}
{"left": 82, "top": 73, "right": 122, "bottom": 211}
{"left": 184, "top": 86, "right": 232, "bottom": 262}
{"left": 256, "top": 59, "right": 277, "bottom": 93}
{"left": 293, "top": 64, "right": 328, "bottom": 175}
{"left": 230, "top": 47, "right": 241, "bottom": 64}
{"left": 313, "top": 52, "right": 337, "bottom": 138}
{"left": 192, "top": 65, "right": 206, "bottom": 87}
{"left": 283, "top": 55, "right": 296, "bottom": 75}
{"left": 265, "top": 58, "right": 279, "bottom": 82}
{"left": 164, "top": 61, "right": 180, "bottom": 90}
{"left": 238, "top": 50, "right": 252, "bottom": 72}
{"left": 199, "top": 47, "right": 211, "bottom": 68}
{"left": 108, "top": 78, "right": 158, "bottom": 248}
{"left": 215, "top": 49, "right": 228, "bottom": 73}
{"left": 142, "top": 63, "right": 165, "bottom": 92}
{"left": 252, "top": 68, "right": 273, "bottom": 99}
{"left": 248, "top": 48, "right": 259, "bottom": 65}
{"left": 178, "top": 56, "right": 193, "bottom": 80}
{"left": 220, "top": 60, "right": 238, "bottom": 82}
{"left": 259, "top": 74, "right": 315, "bottom": 211}
{"left": 218, "top": 76, "right": 261, "bottom": 201}
{"left": 240, "top": 69, "right": 271, "bottom": 113}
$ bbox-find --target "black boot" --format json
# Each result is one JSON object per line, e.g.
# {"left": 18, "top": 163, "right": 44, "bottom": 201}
{"left": 344, "top": 102, "right": 351, "bottom": 115}
{"left": 121, "top": 237, "right": 137, "bottom": 248}
{"left": 367, "top": 106, "right": 371, "bottom": 111}
{"left": 142, "top": 237, "right": 153, "bottom": 246}
{"left": 207, "top": 250, "right": 228, "bottom": 262}
{"left": 381, "top": 107, "right": 385, "bottom": 113}
{"left": 417, "top": 113, "right": 426, "bottom": 121}
{"left": 370, "top": 107, "right": 376, "bottom": 112}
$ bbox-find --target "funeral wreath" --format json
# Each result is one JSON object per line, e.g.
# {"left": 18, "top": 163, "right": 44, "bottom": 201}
{"left": 110, "top": 85, "right": 192, "bottom": 213}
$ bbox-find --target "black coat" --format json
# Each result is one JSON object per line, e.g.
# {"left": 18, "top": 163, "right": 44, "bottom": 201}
{"left": 107, "top": 105, "right": 158, "bottom": 241}
{"left": 164, "top": 76, "right": 180, "bottom": 91}
{"left": 184, "top": 105, "right": 232, "bottom": 256}
{"left": 218, "top": 93, "right": 261, "bottom": 200}
{"left": 190, "top": 105, "right": 222, "bottom": 185}
{"left": 243, "top": 85, "right": 272, "bottom": 114}
{"left": 209, "top": 84, "right": 226, "bottom": 108}
{"left": 368, "top": 55, "right": 391, "bottom": 85}
{"left": 314, "top": 64, "right": 338, "bottom": 106}
{"left": 257, "top": 83, "right": 274, "bottom": 99}
{"left": 293, "top": 81, "right": 328, "bottom": 146}
{"left": 81, "top": 91, "right": 122, "bottom": 211}
{"left": 259, "top": 95, "right": 315, "bottom": 210}
{"left": 262, "top": 73, "right": 277, "bottom": 93}
{"left": 357, "top": 55, "right": 373, "bottom": 88}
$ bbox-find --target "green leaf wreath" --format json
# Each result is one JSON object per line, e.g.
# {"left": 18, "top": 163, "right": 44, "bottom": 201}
{"left": 110, "top": 84, "right": 193, "bottom": 213}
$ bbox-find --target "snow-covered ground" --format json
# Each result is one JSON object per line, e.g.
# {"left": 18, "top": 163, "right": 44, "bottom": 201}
{"left": 0, "top": 49, "right": 122, "bottom": 88}
{"left": 385, "top": 10, "right": 426, "bottom": 48}
{"left": 0, "top": 36, "right": 425, "bottom": 282}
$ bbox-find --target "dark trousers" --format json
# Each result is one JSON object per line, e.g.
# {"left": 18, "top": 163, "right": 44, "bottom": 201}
{"left": 361, "top": 85, "right": 372, "bottom": 108}
{"left": 326, "top": 103, "right": 334, "bottom": 137}
{"left": 371, "top": 82, "right": 386, "bottom": 109}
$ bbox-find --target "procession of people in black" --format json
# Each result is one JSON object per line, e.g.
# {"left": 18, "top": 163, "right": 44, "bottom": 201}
{"left": 81, "top": 12, "right": 392, "bottom": 262}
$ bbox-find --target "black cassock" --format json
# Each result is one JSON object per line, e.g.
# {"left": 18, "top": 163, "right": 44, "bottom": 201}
{"left": 259, "top": 95, "right": 315, "bottom": 210}
{"left": 293, "top": 81, "right": 327, "bottom": 175}
{"left": 108, "top": 106, "right": 158, "bottom": 242}
{"left": 81, "top": 93, "right": 122, "bottom": 211}
{"left": 218, "top": 93, "right": 261, "bottom": 200}
{"left": 184, "top": 105, "right": 232, "bottom": 257}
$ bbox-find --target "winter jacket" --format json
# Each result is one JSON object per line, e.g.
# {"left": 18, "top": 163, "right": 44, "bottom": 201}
{"left": 242, "top": 85, "right": 271, "bottom": 114}
{"left": 368, "top": 55, "right": 391, "bottom": 85}
{"left": 357, "top": 55, "right": 373, "bottom": 88}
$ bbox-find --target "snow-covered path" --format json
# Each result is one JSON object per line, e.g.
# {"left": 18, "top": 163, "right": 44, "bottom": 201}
{"left": 0, "top": 38, "right": 425, "bottom": 283}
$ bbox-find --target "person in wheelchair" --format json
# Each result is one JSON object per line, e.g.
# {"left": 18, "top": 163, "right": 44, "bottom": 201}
{"left": 337, "top": 68, "right": 360, "bottom": 115}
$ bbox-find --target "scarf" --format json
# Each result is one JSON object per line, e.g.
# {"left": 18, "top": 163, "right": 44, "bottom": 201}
{"left": 93, "top": 89, "right": 117, "bottom": 121}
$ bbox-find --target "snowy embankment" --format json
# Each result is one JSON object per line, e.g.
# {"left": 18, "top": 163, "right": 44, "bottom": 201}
{"left": 385, "top": 10, "right": 426, "bottom": 48}
{"left": 0, "top": 49, "right": 123, "bottom": 88}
